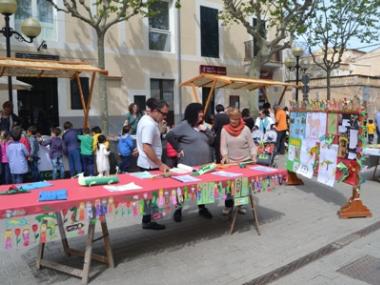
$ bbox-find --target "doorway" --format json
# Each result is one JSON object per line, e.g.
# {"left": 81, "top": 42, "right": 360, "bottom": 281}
{"left": 17, "top": 77, "right": 59, "bottom": 134}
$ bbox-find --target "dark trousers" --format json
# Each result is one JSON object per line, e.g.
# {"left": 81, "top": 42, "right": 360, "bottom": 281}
{"left": 119, "top": 155, "right": 132, "bottom": 172}
{"left": 82, "top": 154, "right": 95, "bottom": 176}
{"left": 276, "top": 130, "right": 287, "bottom": 154}
{"left": 29, "top": 157, "right": 40, "bottom": 182}
{"left": 368, "top": 134, "right": 374, "bottom": 144}
{"left": 140, "top": 167, "right": 158, "bottom": 224}
{"left": 68, "top": 149, "right": 82, "bottom": 177}
{"left": 1, "top": 163, "right": 11, "bottom": 185}
{"left": 12, "top": 174, "right": 24, "bottom": 184}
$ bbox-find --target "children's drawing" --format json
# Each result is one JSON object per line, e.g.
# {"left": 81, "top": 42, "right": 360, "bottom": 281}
{"left": 286, "top": 138, "right": 302, "bottom": 172}
{"left": 289, "top": 112, "right": 307, "bottom": 139}
{"left": 305, "top": 112, "right": 327, "bottom": 140}
{"left": 317, "top": 143, "right": 339, "bottom": 187}
{"left": 297, "top": 139, "right": 318, "bottom": 178}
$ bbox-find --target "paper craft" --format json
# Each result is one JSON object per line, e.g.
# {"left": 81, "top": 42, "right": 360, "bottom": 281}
{"left": 286, "top": 138, "right": 302, "bottom": 172}
{"left": 297, "top": 139, "right": 318, "bottom": 178}
{"left": 327, "top": 113, "right": 338, "bottom": 135}
{"left": 104, "top": 183, "right": 142, "bottom": 192}
{"left": 349, "top": 129, "right": 358, "bottom": 149}
{"left": 211, "top": 171, "right": 242, "bottom": 178}
{"left": 39, "top": 190, "right": 68, "bottom": 202}
{"left": 129, "top": 171, "right": 155, "bottom": 179}
{"left": 338, "top": 125, "right": 347, "bottom": 133}
{"left": 317, "top": 143, "right": 339, "bottom": 187}
{"left": 250, "top": 165, "right": 276, "bottom": 173}
{"left": 348, "top": 152, "right": 357, "bottom": 160}
{"left": 17, "top": 181, "right": 53, "bottom": 191}
{"left": 171, "top": 175, "right": 201, "bottom": 183}
{"left": 305, "top": 112, "right": 327, "bottom": 140}
{"left": 289, "top": 112, "right": 307, "bottom": 139}
{"left": 234, "top": 197, "right": 249, "bottom": 206}
{"left": 197, "top": 183, "right": 215, "bottom": 205}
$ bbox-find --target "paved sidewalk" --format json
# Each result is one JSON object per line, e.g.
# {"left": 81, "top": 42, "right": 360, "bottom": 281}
{"left": 1, "top": 157, "right": 379, "bottom": 285}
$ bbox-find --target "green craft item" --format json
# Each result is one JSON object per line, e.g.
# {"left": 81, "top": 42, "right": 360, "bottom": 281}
{"left": 337, "top": 162, "right": 349, "bottom": 182}
{"left": 78, "top": 174, "right": 119, "bottom": 186}
{"left": 234, "top": 196, "right": 249, "bottom": 206}
{"left": 192, "top": 163, "right": 216, "bottom": 176}
{"left": 0, "top": 186, "right": 30, "bottom": 195}
{"left": 241, "top": 177, "right": 249, "bottom": 197}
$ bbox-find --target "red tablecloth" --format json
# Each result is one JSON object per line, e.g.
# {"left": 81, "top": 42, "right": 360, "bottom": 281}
{"left": 0, "top": 166, "right": 287, "bottom": 218}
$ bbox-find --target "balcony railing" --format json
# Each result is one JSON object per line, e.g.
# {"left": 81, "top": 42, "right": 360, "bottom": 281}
{"left": 244, "top": 40, "right": 282, "bottom": 63}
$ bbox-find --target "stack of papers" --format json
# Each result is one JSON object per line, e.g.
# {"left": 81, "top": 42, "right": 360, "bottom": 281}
{"left": 104, "top": 182, "right": 142, "bottom": 192}
{"left": 129, "top": 171, "right": 155, "bottom": 179}
{"left": 211, "top": 171, "right": 242, "bottom": 178}
{"left": 39, "top": 189, "right": 68, "bottom": 201}
{"left": 250, "top": 165, "right": 277, "bottom": 172}
{"left": 171, "top": 175, "right": 200, "bottom": 183}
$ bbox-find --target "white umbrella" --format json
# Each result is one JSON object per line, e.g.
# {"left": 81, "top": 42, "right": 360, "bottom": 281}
{"left": 0, "top": 77, "right": 32, "bottom": 91}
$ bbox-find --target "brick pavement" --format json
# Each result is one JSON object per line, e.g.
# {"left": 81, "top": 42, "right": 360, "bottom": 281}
{"left": 1, "top": 157, "right": 380, "bottom": 285}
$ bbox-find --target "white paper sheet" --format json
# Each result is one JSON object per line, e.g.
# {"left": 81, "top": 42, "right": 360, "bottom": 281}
{"left": 338, "top": 126, "right": 347, "bottom": 133}
{"left": 297, "top": 139, "right": 318, "bottom": 178}
{"left": 129, "top": 171, "right": 155, "bottom": 179}
{"left": 317, "top": 143, "right": 338, "bottom": 187}
{"left": 348, "top": 152, "right": 357, "bottom": 160}
{"left": 349, "top": 129, "right": 358, "bottom": 149}
{"left": 250, "top": 165, "right": 277, "bottom": 173}
{"left": 104, "top": 182, "right": 142, "bottom": 192}
{"left": 211, "top": 171, "right": 242, "bottom": 178}
{"left": 171, "top": 175, "right": 201, "bottom": 183}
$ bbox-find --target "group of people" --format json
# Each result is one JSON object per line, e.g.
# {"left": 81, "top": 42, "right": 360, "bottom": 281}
{"left": 134, "top": 98, "right": 289, "bottom": 230}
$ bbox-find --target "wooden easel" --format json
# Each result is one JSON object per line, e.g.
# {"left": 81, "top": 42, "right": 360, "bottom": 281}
{"left": 36, "top": 212, "right": 114, "bottom": 284}
{"left": 229, "top": 193, "right": 261, "bottom": 235}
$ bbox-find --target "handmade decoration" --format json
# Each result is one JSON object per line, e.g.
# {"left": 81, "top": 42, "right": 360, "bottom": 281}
{"left": 78, "top": 173, "right": 119, "bottom": 186}
{"left": 0, "top": 185, "right": 30, "bottom": 195}
{"left": 192, "top": 163, "right": 217, "bottom": 176}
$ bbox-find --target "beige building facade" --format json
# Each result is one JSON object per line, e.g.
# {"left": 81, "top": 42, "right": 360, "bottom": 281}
{"left": 0, "top": 0, "right": 285, "bottom": 133}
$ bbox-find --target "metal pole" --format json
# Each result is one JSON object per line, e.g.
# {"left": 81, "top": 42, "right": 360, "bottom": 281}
{"left": 176, "top": 6, "right": 182, "bottom": 121}
{"left": 295, "top": 56, "right": 300, "bottom": 103}
{"left": 4, "top": 14, "right": 13, "bottom": 104}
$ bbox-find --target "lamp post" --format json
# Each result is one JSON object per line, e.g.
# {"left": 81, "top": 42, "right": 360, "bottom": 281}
{"left": 284, "top": 47, "right": 309, "bottom": 102}
{"left": 0, "top": 0, "right": 41, "bottom": 104}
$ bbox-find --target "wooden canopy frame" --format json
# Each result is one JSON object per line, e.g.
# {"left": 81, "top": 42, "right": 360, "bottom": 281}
{"left": 180, "top": 73, "right": 298, "bottom": 113}
{"left": 0, "top": 57, "right": 108, "bottom": 128}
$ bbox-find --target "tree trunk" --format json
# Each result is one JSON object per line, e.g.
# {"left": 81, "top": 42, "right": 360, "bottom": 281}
{"left": 248, "top": 57, "right": 262, "bottom": 115}
{"left": 97, "top": 32, "right": 109, "bottom": 134}
{"left": 326, "top": 69, "right": 331, "bottom": 101}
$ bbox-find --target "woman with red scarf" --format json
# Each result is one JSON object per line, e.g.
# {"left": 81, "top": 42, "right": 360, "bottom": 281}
{"left": 220, "top": 108, "right": 257, "bottom": 215}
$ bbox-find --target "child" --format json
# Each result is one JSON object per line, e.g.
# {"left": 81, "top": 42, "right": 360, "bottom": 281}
{"left": 42, "top": 127, "right": 65, "bottom": 180}
{"left": 62, "top": 121, "right": 82, "bottom": 177}
{"left": 91, "top": 126, "right": 109, "bottom": 152}
{"left": 367, "top": 119, "right": 376, "bottom": 144}
{"left": 0, "top": 131, "right": 11, "bottom": 184}
{"left": 96, "top": 135, "right": 110, "bottom": 176}
{"left": 117, "top": 125, "right": 135, "bottom": 173}
{"left": 252, "top": 126, "right": 264, "bottom": 144}
{"left": 6, "top": 127, "right": 29, "bottom": 184}
{"left": 78, "top": 128, "right": 94, "bottom": 176}
{"left": 264, "top": 124, "right": 278, "bottom": 143}
{"left": 27, "top": 125, "right": 40, "bottom": 181}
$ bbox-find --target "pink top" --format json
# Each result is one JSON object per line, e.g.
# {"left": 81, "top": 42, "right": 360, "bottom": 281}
{"left": 0, "top": 141, "right": 9, "bottom": 163}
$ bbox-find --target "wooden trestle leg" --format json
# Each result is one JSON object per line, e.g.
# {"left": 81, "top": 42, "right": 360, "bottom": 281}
{"left": 229, "top": 194, "right": 261, "bottom": 235}
{"left": 36, "top": 212, "right": 115, "bottom": 285}
{"left": 338, "top": 187, "right": 372, "bottom": 219}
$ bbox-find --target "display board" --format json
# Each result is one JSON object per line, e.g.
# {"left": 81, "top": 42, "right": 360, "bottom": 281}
{"left": 286, "top": 98, "right": 371, "bottom": 218}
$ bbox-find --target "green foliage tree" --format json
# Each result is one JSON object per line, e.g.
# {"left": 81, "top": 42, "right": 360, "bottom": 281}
{"left": 45, "top": 0, "right": 179, "bottom": 133}
{"left": 220, "top": 0, "right": 315, "bottom": 109}
{"left": 303, "top": 0, "right": 380, "bottom": 100}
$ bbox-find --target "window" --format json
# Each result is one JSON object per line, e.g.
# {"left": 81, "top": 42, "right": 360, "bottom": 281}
{"left": 200, "top": 6, "right": 219, "bottom": 58}
{"left": 149, "top": 1, "right": 171, "bottom": 51}
{"left": 15, "top": 0, "right": 57, "bottom": 41}
{"left": 253, "top": 18, "right": 266, "bottom": 56}
{"left": 229, "top": 96, "right": 240, "bottom": 109}
{"left": 70, "top": 77, "right": 89, "bottom": 110}
{"left": 150, "top": 79, "right": 174, "bottom": 126}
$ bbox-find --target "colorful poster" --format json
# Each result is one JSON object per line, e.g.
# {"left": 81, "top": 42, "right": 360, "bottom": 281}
{"left": 317, "top": 143, "right": 339, "bottom": 187}
{"left": 327, "top": 113, "right": 338, "bottom": 135}
{"left": 297, "top": 139, "right": 319, "bottom": 178}
{"left": 196, "top": 183, "right": 215, "bottom": 205}
{"left": 286, "top": 137, "right": 302, "bottom": 172}
{"left": 289, "top": 112, "right": 307, "bottom": 139}
{"left": 305, "top": 112, "right": 327, "bottom": 141}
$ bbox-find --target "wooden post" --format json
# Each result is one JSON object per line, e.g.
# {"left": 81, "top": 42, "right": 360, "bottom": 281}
{"left": 278, "top": 86, "right": 288, "bottom": 105}
{"left": 75, "top": 73, "right": 89, "bottom": 129}
{"left": 287, "top": 171, "right": 304, "bottom": 185}
{"left": 249, "top": 194, "right": 261, "bottom": 236}
{"left": 203, "top": 80, "right": 217, "bottom": 115}
{"left": 82, "top": 220, "right": 96, "bottom": 285}
{"left": 338, "top": 186, "right": 372, "bottom": 218}
{"left": 100, "top": 218, "right": 115, "bottom": 268}
{"left": 191, "top": 83, "right": 201, "bottom": 103}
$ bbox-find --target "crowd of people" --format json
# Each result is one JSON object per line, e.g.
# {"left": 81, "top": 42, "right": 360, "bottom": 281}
{"left": 2, "top": 97, "right": 380, "bottom": 230}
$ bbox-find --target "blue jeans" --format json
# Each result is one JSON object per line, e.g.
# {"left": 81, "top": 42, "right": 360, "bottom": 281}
{"left": 68, "top": 149, "right": 82, "bottom": 177}
{"left": 51, "top": 157, "right": 65, "bottom": 180}
{"left": 119, "top": 155, "right": 132, "bottom": 172}
{"left": 29, "top": 157, "right": 41, "bottom": 182}
{"left": 12, "top": 174, "right": 24, "bottom": 184}
{"left": 82, "top": 154, "right": 94, "bottom": 176}
{"left": 1, "top": 163, "right": 11, "bottom": 185}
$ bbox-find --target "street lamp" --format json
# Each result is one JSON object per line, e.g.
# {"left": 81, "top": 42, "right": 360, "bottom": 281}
{"left": 0, "top": 0, "right": 41, "bottom": 103}
{"left": 284, "top": 47, "right": 308, "bottom": 102}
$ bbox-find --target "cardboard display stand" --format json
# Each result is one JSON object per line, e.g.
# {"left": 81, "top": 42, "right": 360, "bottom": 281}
{"left": 287, "top": 99, "right": 371, "bottom": 218}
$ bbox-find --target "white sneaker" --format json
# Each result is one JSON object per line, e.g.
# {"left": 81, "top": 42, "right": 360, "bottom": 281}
{"left": 223, "top": 207, "right": 232, "bottom": 215}
{"left": 238, "top": 206, "right": 247, "bottom": 215}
